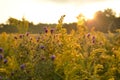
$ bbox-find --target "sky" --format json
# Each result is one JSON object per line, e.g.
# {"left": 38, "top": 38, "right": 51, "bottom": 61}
{"left": 0, "top": 0, "right": 120, "bottom": 24}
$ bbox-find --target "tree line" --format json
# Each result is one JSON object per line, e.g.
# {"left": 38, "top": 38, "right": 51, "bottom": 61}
{"left": 0, "top": 8, "right": 120, "bottom": 33}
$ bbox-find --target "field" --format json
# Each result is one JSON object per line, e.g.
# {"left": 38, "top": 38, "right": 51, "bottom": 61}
{"left": 0, "top": 16, "right": 120, "bottom": 80}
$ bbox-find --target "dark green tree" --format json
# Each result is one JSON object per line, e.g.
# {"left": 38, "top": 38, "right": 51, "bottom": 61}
{"left": 7, "top": 17, "right": 29, "bottom": 33}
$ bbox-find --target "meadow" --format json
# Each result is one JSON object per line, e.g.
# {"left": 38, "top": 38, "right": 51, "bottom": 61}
{"left": 0, "top": 15, "right": 120, "bottom": 80}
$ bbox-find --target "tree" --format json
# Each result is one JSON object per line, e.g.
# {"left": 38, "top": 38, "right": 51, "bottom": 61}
{"left": 18, "top": 17, "right": 29, "bottom": 33}
{"left": 7, "top": 17, "right": 18, "bottom": 26}
{"left": 7, "top": 17, "right": 29, "bottom": 33}
{"left": 87, "top": 8, "right": 118, "bottom": 32}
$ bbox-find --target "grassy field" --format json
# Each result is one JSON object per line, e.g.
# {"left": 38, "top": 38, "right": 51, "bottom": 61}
{"left": 0, "top": 16, "right": 120, "bottom": 80}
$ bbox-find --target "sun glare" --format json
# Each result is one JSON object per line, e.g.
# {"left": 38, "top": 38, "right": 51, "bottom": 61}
{"left": 78, "top": 4, "right": 100, "bottom": 20}
{"left": 84, "top": 12, "right": 95, "bottom": 20}
{"left": 0, "top": 0, "right": 120, "bottom": 24}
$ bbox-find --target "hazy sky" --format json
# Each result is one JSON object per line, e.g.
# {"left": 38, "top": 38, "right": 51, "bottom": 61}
{"left": 0, "top": 0, "right": 120, "bottom": 24}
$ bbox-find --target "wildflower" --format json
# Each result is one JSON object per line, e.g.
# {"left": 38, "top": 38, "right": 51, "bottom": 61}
{"left": 92, "top": 39, "right": 95, "bottom": 44}
{"left": 0, "top": 54, "right": 3, "bottom": 60}
{"left": 40, "top": 46, "right": 45, "bottom": 49}
{"left": 36, "top": 39, "right": 39, "bottom": 42}
{"left": 20, "top": 64, "right": 25, "bottom": 70}
{"left": 11, "top": 72, "right": 14, "bottom": 76}
{"left": 92, "top": 36, "right": 95, "bottom": 40}
{"left": 86, "top": 33, "right": 90, "bottom": 38}
{"left": 50, "top": 28, "right": 54, "bottom": 34}
{"left": 3, "top": 59, "right": 8, "bottom": 64}
{"left": 44, "top": 27, "right": 48, "bottom": 33}
{"left": 30, "top": 37, "right": 32, "bottom": 41}
{"left": 14, "top": 36, "right": 17, "bottom": 39}
{"left": 0, "top": 48, "right": 3, "bottom": 53}
{"left": 36, "top": 37, "right": 40, "bottom": 42}
{"left": 25, "top": 32, "right": 29, "bottom": 36}
{"left": 41, "top": 56, "right": 46, "bottom": 60}
{"left": 92, "top": 36, "right": 96, "bottom": 44}
{"left": 0, "top": 76, "right": 2, "bottom": 80}
{"left": 99, "top": 41, "right": 103, "bottom": 45}
{"left": 45, "top": 29, "right": 48, "bottom": 33}
{"left": 26, "top": 70, "right": 30, "bottom": 74}
{"left": 19, "top": 34, "right": 24, "bottom": 38}
{"left": 50, "top": 55, "right": 56, "bottom": 61}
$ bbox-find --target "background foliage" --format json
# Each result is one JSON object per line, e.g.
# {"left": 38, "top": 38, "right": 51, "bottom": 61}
{"left": 0, "top": 8, "right": 120, "bottom": 33}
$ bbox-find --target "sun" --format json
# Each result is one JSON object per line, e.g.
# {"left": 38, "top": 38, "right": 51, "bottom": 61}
{"left": 79, "top": 4, "right": 99, "bottom": 20}
{"left": 80, "top": 10, "right": 95, "bottom": 20}
{"left": 84, "top": 12, "right": 95, "bottom": 20}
